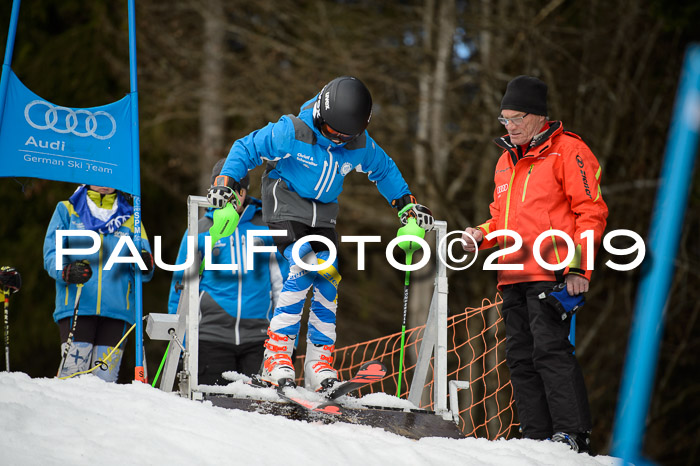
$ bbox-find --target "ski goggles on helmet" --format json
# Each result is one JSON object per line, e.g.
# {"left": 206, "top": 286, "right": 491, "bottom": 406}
{"left": 319, "top": 122, "right": 356, "bottom": 143}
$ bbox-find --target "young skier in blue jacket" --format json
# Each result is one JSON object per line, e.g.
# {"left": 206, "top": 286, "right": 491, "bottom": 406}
{"left": 207, "top": 76, "right": 434, "bottom": 391}
{"left": 44, "top": 185, "right": 154, "bottom": 382}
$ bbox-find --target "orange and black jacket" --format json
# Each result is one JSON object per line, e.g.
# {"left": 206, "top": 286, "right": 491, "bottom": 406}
{"left": 476, "top": 121, "right": 608, "bottom": 288}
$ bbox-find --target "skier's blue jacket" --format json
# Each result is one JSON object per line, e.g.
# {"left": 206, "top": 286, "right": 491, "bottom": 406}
{"left": 167, "top": 198, "right": 288, "bottom": 345}
{"left": 43, "top": 194, "right": 154, "bottom": 326}
{"left": 220, "top": 96, "right": 411, "bottom": 228}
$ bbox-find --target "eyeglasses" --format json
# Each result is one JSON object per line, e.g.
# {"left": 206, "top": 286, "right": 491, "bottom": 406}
{"left": 320, "top": 122, "right": 356, "bottom": 143}
{"left": 498, "top": 113, "right": 529, "bottom": 126}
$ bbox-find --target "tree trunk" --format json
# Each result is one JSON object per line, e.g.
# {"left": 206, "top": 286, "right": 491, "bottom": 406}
{"left": 198, "top": 0, "right": 225, "bottom": 193}
{"left": 409, "top": 0, "right": 455, "bottom": 334}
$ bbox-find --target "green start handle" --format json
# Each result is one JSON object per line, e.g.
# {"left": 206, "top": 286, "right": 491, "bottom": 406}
{"left": 211, "top": 202, "right": 240, "bottom": 242}
{"left": 397, "top": 217, "right": 425, "bottom": 253}
{"left": 200, "top": 201, "right": 240, "bottom": 274}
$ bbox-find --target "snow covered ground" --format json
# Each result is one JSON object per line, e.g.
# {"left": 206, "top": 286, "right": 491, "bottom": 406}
{"left": 0, "top": 372, "right": 618, "bottom": 466}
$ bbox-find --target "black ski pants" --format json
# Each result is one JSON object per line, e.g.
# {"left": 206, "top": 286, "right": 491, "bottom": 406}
{"left": 198, "top": 340, "right": 265, "bottom": 385}
{"left": 502, "top": 281, "right": 592, "bottom": 439}
{"left": 58, "top": 315, "right": 128, "bottom": 346}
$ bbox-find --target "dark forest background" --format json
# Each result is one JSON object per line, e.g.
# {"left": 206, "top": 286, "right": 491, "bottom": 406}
{"left": 1, "top": 1, "right": 699, "bottom": 464}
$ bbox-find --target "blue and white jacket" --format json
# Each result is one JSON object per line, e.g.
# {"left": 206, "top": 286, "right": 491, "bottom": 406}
{"left": 220, "top": 96, "right": 411, "bottom": 228}
{"left": 167, "top": 198, "right": 288, "bottom": 345}
{"left": 43, "top": 193, "right": 154, "bottom": 325}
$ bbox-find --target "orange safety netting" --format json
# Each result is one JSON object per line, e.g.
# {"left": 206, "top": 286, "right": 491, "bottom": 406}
{"left": 296, "top": 294, "right": 518, "bottom": 439}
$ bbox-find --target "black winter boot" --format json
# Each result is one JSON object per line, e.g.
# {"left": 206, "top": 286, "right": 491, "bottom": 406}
{"left": 551, "top": 431, "right": 591, "bottom": 453}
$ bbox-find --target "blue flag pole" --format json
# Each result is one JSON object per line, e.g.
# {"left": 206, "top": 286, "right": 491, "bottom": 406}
{"left": 127, "top": 0, "right": 146, "bottom": 383}
{"left": 0, "top": 0, "right": 21, "bottom": 129}
{"left": 611, "top": 44, "right": 700, "bottom": 463}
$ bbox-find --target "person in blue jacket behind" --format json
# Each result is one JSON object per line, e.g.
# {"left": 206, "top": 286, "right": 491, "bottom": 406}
{"left": 43, "top": 184, "right": 154, "bottom": 382}
{"left": 168, "top": 160, "right": 288, "bottom": 384}
{"left": 207, "top": 76, "right": 435, "bottom": 391}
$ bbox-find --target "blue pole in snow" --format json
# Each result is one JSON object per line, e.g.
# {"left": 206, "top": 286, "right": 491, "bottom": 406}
{"left": 611, "top": 44, "right": 700, "bottom": 463}
{"left": 127, "top": 0, "right": 146, "bottom": 383}
{"left": 0, "top": 0, "right": 21, "bottom": 130}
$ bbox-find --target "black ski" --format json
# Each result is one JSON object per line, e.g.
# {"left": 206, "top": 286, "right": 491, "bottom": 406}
{"left": 325, "top": 360, "right": 387, "bottom": 400}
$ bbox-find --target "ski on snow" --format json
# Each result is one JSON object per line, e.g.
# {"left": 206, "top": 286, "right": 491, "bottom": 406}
{"left": 249, "top": 360, "right": 387, "bottom": 415}
{"left": 275, "top": 388, "right": 344, "bottom": 415}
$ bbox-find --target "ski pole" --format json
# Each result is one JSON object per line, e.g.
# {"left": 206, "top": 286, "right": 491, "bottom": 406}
{"left": 59, "top": 323, "right": 136, "bottom": 380}
{"left": 151, "top": 341, "right": 171, "bottom": 388}
{"left": 395, "top": 217, "right": 425, "bottom": 397}
{"left": 396, "top": 268, "right": 411, "bottom": 397}
{"left": 1, "top": 266, "right": 21, "bottom": 372}
{"left": 57, "top": 283, "right": 84, "bottom": 377}
{"left": 3, "top": 289, "right": 10, "bottom": 372}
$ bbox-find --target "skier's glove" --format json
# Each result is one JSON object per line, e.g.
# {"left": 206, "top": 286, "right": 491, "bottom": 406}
{"left": 140, "top": 250, "right": 154, "bottom": 274}
{"left": 398, "top": 204, "right": 434, "bottom": 232}
{"left": 62, "top": 260, "right": 93, "bottom": 284}
{"left": 538, "top": 282, "right": 585, "bottom": 320}
{"left": 207, "top": 185, "right": 234, "bottom": 208}
{"left": 392, "top": 194, "right": 434, "bottom": 231}
{"left": 207, "top": 175, "right": 241, "bottom": 209}
{"left": 0, "top": 266, "right": 21, "bottom": 293}
{"left": 391, "top": 194, "right": 417, "bottom": 211}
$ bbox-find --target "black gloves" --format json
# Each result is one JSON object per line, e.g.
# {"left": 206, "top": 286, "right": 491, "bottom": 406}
{"left": 62, "top": 260, "right": 92, "bottom": 284}
{"left": 0, "top": 266, "right": 21, "bottom": 293}
{"left": 61, "top": 252, "right": 151, "bottom": 283}
{"left": 207, "top": 175, "right": 241, "bottom": 208}
{"left": 140, "top": 250, "right": 154, "bottom": 274}
{"left": 399, "top": 204, "right": 435, "bottom": 231}
{"left": 391, "top": 194, "right": 417, "bottom": 211}
{"left": 392, "top": 194, "right": 435, "bottom": 232}
{"left": 538, "top": 282, "right": 585, "bottom": 320}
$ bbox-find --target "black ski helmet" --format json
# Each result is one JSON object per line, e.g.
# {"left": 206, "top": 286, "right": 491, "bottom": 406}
{"left": 313, "top": 76, "right": 372, "bottom": 141}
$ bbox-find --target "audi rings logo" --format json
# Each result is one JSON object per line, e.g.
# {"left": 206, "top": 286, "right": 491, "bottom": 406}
{"left": 24, "top": 100, "right": 117, "bottom": 140}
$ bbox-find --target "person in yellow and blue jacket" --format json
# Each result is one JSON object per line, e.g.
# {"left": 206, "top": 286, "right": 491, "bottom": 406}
{"left": 43, "top": 185, "right": 154, "bottom": 382}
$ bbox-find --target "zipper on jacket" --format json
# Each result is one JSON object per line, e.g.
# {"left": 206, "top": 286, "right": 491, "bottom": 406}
{"left": 229, "top": 234, "right": 236, "bottom": 276}
{"left": 97, "top": 233, "right": 104, "bottom": 315}
{"left": 239, "top": 220, "right": 248, "bottom": 274}
{"left": 521, "top": 164, "right": 534, "bottom": 202}
{"left": 235, "top": 230, "right": 243, "bottom": 345}
{"left": 503, "top": 170, "right": 517, "bottom": 249}
{"left": 272, "top": 179, "right": 281, "bottom": 212}
{"left": 126, "top": 282, "right": 131, "bottom": 310}
{"left": 550, "top": 227, "right": 562, "bottom": 264}
{"left": 311, "top": 201, "right": 317, "bottom": 227}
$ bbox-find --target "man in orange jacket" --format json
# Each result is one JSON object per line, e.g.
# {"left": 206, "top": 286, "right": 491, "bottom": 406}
{"left": 462, "top": 76, "right": 608, "bottom": 453}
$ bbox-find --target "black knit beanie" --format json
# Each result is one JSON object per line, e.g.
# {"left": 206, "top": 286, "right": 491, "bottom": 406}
{"left": 500, "top": 76, "right": 548, "bottom": 116}
{"left": 211, "top": 158, "right": 249, "bottom": 189}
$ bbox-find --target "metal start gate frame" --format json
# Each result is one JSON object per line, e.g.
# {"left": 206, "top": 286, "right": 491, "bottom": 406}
{"left": 146, "top": 195, "right": 453, "bottom": 419}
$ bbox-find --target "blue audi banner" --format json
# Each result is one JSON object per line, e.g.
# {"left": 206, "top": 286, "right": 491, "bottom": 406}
{"left": 0, "top": 69, "right": 136, "bottom": 194}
